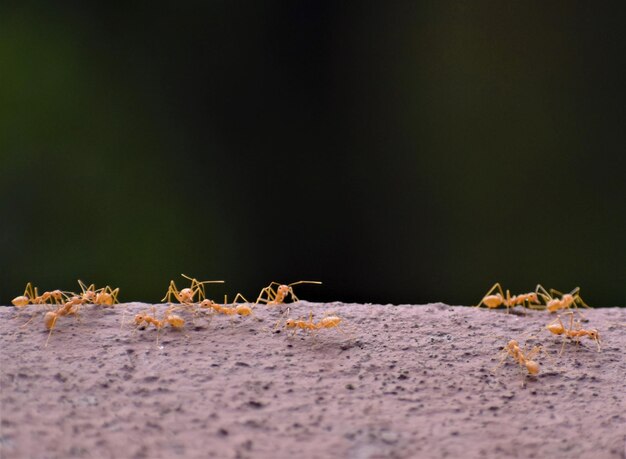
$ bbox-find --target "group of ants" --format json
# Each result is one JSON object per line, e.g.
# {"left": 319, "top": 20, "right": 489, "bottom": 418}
{"left": 10, "top": 276, "right": 340, "bottom": 347}
{"left": 476, "top": 282, "right": 601, "bottom": 379}
{"left": 10, "top": 277, "right": 602, "bottom": 380}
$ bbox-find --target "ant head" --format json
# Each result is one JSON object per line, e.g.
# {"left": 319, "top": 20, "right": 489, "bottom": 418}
{"left": 277, "top": 285, "right": 291, "bottom": 294}
{"left": 508, "top": 339, "right": 519, "bottom": 348}
{"left": 285, "top": 318, "right": 296, "bottom": 328}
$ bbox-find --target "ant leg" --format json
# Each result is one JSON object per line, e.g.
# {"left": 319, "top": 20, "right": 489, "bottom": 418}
{"left": 161, "top": 282, "right": 179, "bottom": 303}
{"left": 491, "top": 348, "right": 511, "bottom": 374}
{"left": 257, "top": 287, "right": 277, "bottom": 305}
{"left": 255, "top": 287, "right": 269, "bottom": 304}
{"left": 265, "top": 287, "right": 278, "bottom": 304}
{"left": 231, "top": 293, "right": 250, "bottom": 304}
{"left": 505, "top": 289, "right": 513, "bottom": 314}
{"left": 573, "top": 290, "right": 591, "bottom": 309}
{"left": 44, "top": 320, "right": 57, "bottom": 348}
{"left": 549, "top": 288, "right": 567, "bottom": 299}
{"left": 24, "top": 282, "right": 35, "bottom": 299}
{"left": 311, "top": 327, "right": 319, "bottom": 343}
{"left": 273, "top": 308, "right": 291, "bottom": 331}
{"left": 78, "top": 280, "right": 94, "bottom": 296}
{"left": 557, "top": 315, "right": 574, "bottom": 356}
{"left": 335, "top": 324, "right": 355, "bottom": 341}
{"left": 191, "top": 277, "right": 207, "bottom": 301}
{"left": 120, "top": 307, "right": 127, "bottom": 331}
{"left": 203, "top": 309, "right": 216, "bottom": 328}
{"left": 525, "top": 300, "right": 547, "bottom": 311}
{"left": 19, "top": 307, "right": 48, "bottom": 328}
{"left": 259, "top": 283, "right": 283, "bottom": 302}
{"left": 567, "top": 286, "right": 581, "bottom": 296}
{"left": 535, "top": 284, "right": 552, "bottom": 303}
{"left": 110, "top": 287, "right": 120, "bottom": 304}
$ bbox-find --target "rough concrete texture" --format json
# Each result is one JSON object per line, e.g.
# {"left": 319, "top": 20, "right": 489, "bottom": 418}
{"left": 1, "top": 302, "right": 625, "bottom": 459}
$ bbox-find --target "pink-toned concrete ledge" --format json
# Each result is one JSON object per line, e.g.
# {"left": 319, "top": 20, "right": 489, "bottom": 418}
{"left": 1, "top": 303, "right": 625, "bottom": 459}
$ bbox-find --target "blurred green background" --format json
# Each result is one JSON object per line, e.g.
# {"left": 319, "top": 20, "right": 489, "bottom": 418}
{"left": 1, "top": 2, "right": 625, "bottom": 306}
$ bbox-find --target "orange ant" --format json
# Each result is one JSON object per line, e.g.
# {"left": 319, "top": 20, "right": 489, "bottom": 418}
{"left": 200, "top": 294, "right": 255, "bottom": 325}
{"left": 42, "top": 299, "right": 83, "bottom": 347}
{"left": 536, "top": 285, "right": 591, "bottom": 313}
{"left": 74, "top": 280, "right": 120, "bottom": 305}
{"left": 12, "top": 283, "right": 67, "bottom": 307}
{"left": 162, "top": 274, "right": 224, "bottom": 305}
{"left": 494, "top": 339, "right": 541, "bottom": 376}
{"left": 546, "top": 312, "right": 600, "bottom": 355}
{"left": 133, "top": 306, "right": 186, "bottom": 346}
{"left": 94, "top": 286, "right": 120, "bottom": 305}
{"left": 475, "top": 283, "right": 541, "bottom": 312}
{"left": 275, "top": 308, "right": 347, "bottom": 338}
{"left": 256, "top": 280, "right": 322, "bottom": 306}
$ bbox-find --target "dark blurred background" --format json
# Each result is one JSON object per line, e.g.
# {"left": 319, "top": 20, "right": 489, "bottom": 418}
{"left": 1, "top": 1, "right": 625, "bottom": 306}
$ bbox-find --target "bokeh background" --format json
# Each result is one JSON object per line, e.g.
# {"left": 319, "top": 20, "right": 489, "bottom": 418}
{"left": 2, "top": 1, "right": 625, "bottom": 306}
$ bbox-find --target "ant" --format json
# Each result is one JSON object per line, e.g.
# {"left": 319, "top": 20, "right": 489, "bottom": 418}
{"left": 200, "top": 294, "right": 255, "bottom": 325}
{"left": 133, "top": 306, "right": 186, "bottom": 347}
{"left": 475, "top": 283, "right": 541, "bottom": 313}
{"left": 545, "top": 312, "right": 600, "bottom": 355}
{"left": 12, "top": 283, "right": 67, "bottom": 307}
{"left": 73, "top": 280, "right": 120, "bottom": 305}
{"left": 275, "top": 309, "right": 347, "bottom": 338}
{"left": 162, "top": 274, "right": 224, "bottom": 305}
{"left": 536, "top": 285, "right": 591, "bottom": 314}
{"left": 42, "top": 299, "right": 83, "bottom": 347}
{"left": 494, "top": 339, "right": 541, "bottom": 376}
{"left": 94, "top": 286, "right": 120, "bottom": 305}
{"left": 256, "top": 280, "right": 322, "bottom": 306}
